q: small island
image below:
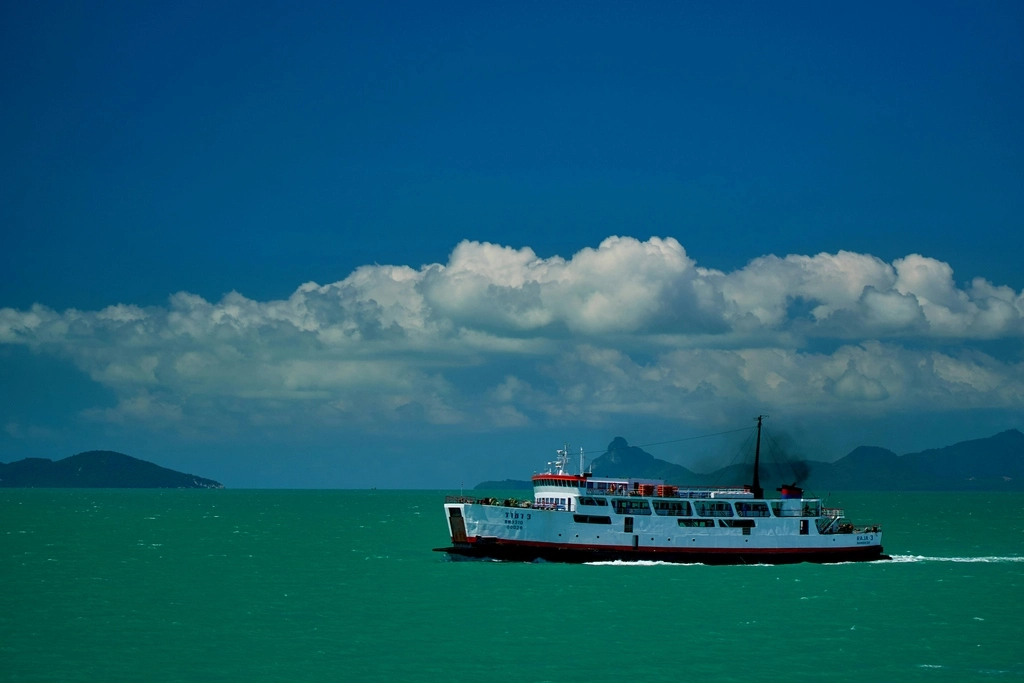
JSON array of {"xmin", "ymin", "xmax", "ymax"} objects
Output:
[{"xmin": 0, "ymin": 450, "xmax": 223, "ymax": 488}]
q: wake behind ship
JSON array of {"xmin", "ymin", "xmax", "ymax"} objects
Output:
[{"xmin": 435, "ymin": 417, "xmax": 886, "ymax": 564}]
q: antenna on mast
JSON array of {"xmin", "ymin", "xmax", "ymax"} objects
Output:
[{"xmin": 548, "ymin": 443, "xmax": 571, "ymax": 475}]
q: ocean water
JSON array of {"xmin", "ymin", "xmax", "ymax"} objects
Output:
[{"xmin": 2, "ymin": 490, "xmax": 1022, "ymax": 682}]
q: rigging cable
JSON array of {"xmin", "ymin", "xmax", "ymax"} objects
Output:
[
  {"xmin": 761, "ymin": 427, "xmax": 789, "ymax": 482},
  {"xmin": 711, "ymin": 427, "xmax": 758, "ymax": 487}
]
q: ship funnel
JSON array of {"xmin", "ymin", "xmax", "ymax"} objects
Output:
[{"xmin": 777, "ymin": 483, "xmax": 803, "ymax": 499}]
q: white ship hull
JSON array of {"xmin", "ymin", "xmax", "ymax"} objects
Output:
[{"xmin": 438, "ymin": 500, "xmax": 885, "ymax": 564}]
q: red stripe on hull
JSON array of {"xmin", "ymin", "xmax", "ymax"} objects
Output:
[{"xmin": 434, "ymin": 538, "xmax": 886, "ymax": 565}]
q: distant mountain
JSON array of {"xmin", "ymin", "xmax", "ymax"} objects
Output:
[
  {"xmin": 591, "ymin": 436, "xmax": 704, "ymax": 482},
  {"xmin": 0, "ymin": 451, "xmax": 223, "ymax": 488},
  {"xmin": 809, "ymin": 429, "xmax": 1024, "ymax": 491},
  {"xmin": 475, "ymin": 429, "xmax": 1024, "ymax": 491},
  {"xmin": 587, "ymin": 436, "xmax": 762, "ymax": 488}
]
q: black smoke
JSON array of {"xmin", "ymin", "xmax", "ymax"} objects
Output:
[
  {"xmin": 763, "ymin": 427, "xmax": 813, "ymax": 486},
  {"xmin": 788, "ymin": 459, "xmax": 811, "ymax": 486}
]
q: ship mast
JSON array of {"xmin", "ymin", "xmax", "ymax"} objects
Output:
[
  {"xmin": 751, "ymin": 415, "xmax": 765, "ymax": 499},
  {"xmin": 549, "ymin": 443, "xmax": 571, "ymax": 475}
]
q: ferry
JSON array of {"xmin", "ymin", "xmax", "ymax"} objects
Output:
[{"xmin": 435, "ymin": 417, "xmax": 886, "ymax": 564}]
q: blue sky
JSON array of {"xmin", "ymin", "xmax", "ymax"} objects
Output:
[{"xmin": 2, "ymin": 2, "xmax": 1023, "ymax": 487}]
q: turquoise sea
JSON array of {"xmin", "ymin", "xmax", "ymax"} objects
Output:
[{"xmin": 2, "ymin": 490, "xmax": 1022, "ymax": 682}]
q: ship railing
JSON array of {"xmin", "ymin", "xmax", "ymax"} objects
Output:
[
  {"xmin": 819, "ymin": 523, "xmax": 882, "ymax": 535},
  {"xmin": 446, "ymin": 495, "xmax": 538, "ymax": 508},
  {"xmin": 676, "ymin": 488, "xmax": 750, "ymax": 499},
  {"xmin": 588, "ymin": 487, "xmax": 751, "ymax": 499},
  {"xmin": 447, "ymin": 497, "xmax": 850, "ymax": 515},
  {"xmin": 771, "ymin": 510, "xmax": 804, "ymax": 517},
  {"xmin": 816, "ymin": 516, "xmax": 841, "ymax": 535}
]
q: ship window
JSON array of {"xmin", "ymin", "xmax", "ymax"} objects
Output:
[
  {"xmin": 677, "ymin": 519, "xmax": 715, "ymax": 527},
  {"xmin": 579, "ymin": 497, "xmax": 608, "ymax": 507},
  {"xmin": 802, "ymin": 502, "xmax": 821, "ymax": 517},
  {"xmin": 694, "ymin": 501, "xmax": 734, "ymax": 518},
  {"xmin": 735, "ymin": 502, "xmax": 770, "ymax": 518},
  {"xmin": 652, "ymin": 500, "xmax": 692, "ymax": 516},
  {"xmin": 612, "ymin": 499, "xmax": 652, "ymax": 515},
  {"xmin": 719, "ymin": 519, "xmax": 755, "ymax": 528},
  {"xmin": 771, "ymin": 501, "xmax": 801, "ymax": 517},
  {"xmin": 573, "ymin": 514, "xmax": 612, "ymax": 525}
]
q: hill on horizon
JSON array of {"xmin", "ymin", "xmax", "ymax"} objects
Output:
[
  {"xmin": 476, "ymin": 429, "xmax": 1024, "ymax": 492},
  {"xmin": 0, "ymin": 450, "xmax": 223, "ymax": 489}
]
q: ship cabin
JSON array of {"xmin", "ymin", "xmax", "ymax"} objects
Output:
[
  {"xmin": 531, "ymin": 473, "xmax": 759, "ymax": 511},
  {"xmin": 528, "ymin": 473, "xmax": 860, "ymax": 534}
]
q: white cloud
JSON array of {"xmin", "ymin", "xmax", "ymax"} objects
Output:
[
  {"xmin": 1, "ymin": 236, "xmax": 1022, "ymax": 433},
  {"xmin": 419, "ymin": 236, "xmax": 706, "ymax": 334},
  {"xmin": 4, "ymin": 422, "xmax": 59, "ymax": 440},
  {"xmin": 83, "ymin": 392, "xmax": 185, "ymax": 425},
  {"xmin": 524, "ymin": 341, "xmax": 1024, "ymax": 424}
]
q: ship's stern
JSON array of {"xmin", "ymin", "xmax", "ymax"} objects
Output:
[{"xmin": 444, "ymin": 503, "xmax": 469, "ymax": 544}]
